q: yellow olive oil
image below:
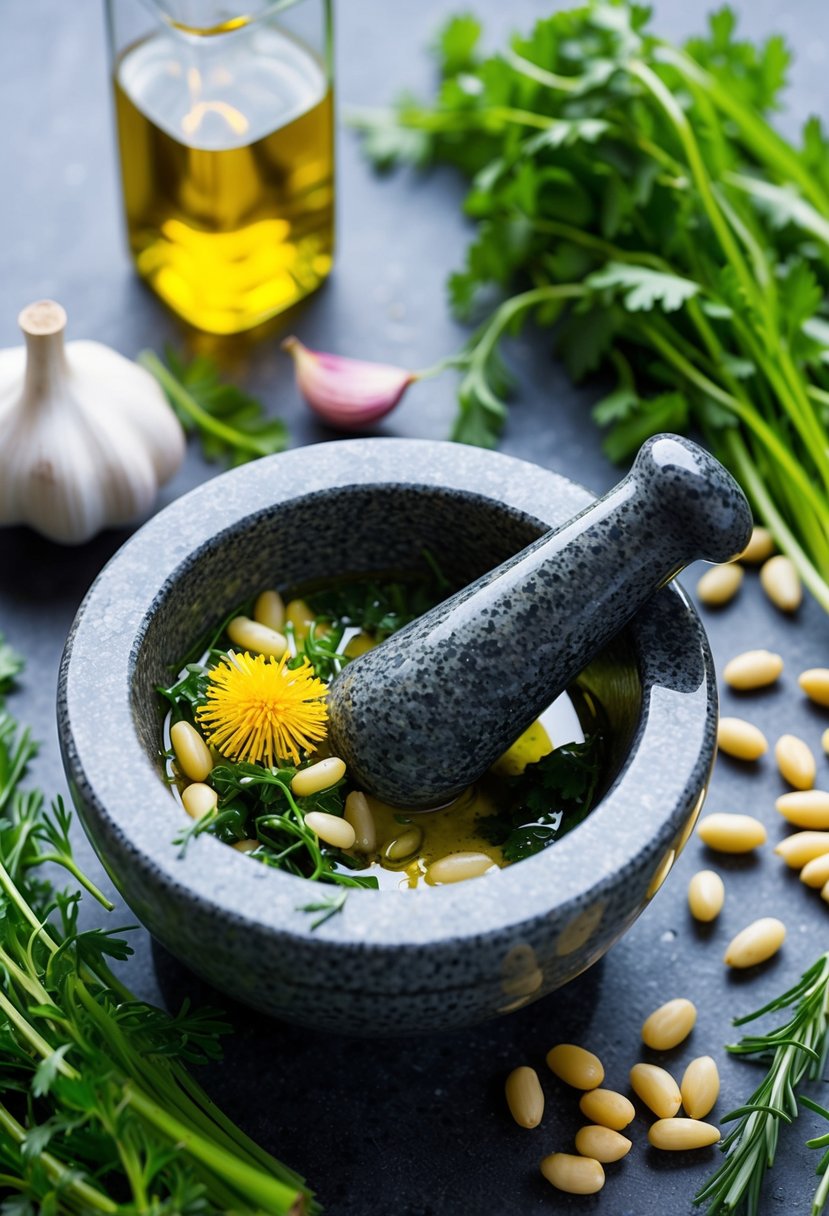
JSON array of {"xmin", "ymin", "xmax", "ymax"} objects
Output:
[{"xmin": 114, "ymin": 24, "xmax": 334, "ymax": 334}]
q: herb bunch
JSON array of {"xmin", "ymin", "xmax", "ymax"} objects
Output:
[
  {"xmin": 356, "ymin": 1, "xmax": 829, "ymax": 611},
  {"xmin": 0, "ymin": 635, "xmax": 316, "ymax": 1215},
  {"xmin": 696, "ymin": 951, "xmax": 829, "ymax": 1216}
]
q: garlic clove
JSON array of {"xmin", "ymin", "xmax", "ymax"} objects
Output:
[
  {"xmin": 0, "ymin": 301, "xmax": 185, "ymax": 544},
  {"xmin": 282, "ymin": 335, "xmax": 416, "ymax": 429}
]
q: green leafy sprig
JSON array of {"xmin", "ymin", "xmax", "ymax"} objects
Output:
[
  {"xmin": 355, "ymin": 2, "xmax": 829, "ymax": 611},
  {"xmin": 140, "ymin": 348, "xmax": 289, "ymax": 466},
  {"xmin": 696, "ymin": 951, "xmax": 829, "ymax": 1215}
]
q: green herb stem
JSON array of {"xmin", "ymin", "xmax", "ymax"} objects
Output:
[
  {"xmin": 657, "ymin": 43, "xmax": 829, "ymax": 214},
  {"xmin": 139, "ymin": 351, "xmax": 272, "ymax": 458},
  {"xmin": 629, "ymin": 59, "xmax": 761, "ymax": 312}
]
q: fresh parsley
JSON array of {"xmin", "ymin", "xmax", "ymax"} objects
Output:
[
  {"xmin": 140, "ymin": 347, "xmax": 289, "ymax": 466},
  {"xmin": 356, "ymin": 1, "xmax": 829, "ymax": 611}
]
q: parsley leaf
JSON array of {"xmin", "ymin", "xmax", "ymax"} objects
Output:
[
  {"xmin": 139, "ymin": 348, "xmax": 289, "ymax": 466},
  {"xmin": 586, "ymin": 263, "xmax": 701, "ymax": 312}
]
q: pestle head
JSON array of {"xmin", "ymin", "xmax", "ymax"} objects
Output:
[
  {"xmin": 631, "ymin": 435, "xmax": 752, "ymax": 565},
  {"xmin": 327, "ymin": 435, "xmax": 752, "ymax": 809}
]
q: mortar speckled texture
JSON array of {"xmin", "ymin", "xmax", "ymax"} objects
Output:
[
  {"xmin": 59, "ymin": 438, "xmax": 717, "ymax": 1035},
  {"xmin": 328, "ymin": 435, "xmax": 750, "ymax": 807}
]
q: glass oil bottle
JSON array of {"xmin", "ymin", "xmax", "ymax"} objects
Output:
[{"xmin": 107, "ymin": 0, "xmax": 334, "ymax": 334}]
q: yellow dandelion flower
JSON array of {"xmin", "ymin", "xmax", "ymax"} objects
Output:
[{"xmin": 197, "ymin": 651, "xmax": 328, "ymax": 767}]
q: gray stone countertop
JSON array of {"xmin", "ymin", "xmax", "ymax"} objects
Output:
[{"xmin": 2, "ymin": 1, "xmax": 829, "ymax": 1212}]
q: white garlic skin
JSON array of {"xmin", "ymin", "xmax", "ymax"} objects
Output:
[{"xmin": 0, "ymin": 301, "xmax": 185, "ymax": 543}]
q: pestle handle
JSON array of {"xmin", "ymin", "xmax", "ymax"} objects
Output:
[{"xmin": 327, "ymin": 435, "xmax": 752, "ymax": 809}]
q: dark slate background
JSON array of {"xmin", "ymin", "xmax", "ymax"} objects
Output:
[{"xmin": 2, "ymin": 2, "xmax": 829, "ymax": 1213}]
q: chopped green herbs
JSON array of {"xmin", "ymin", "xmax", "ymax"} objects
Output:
[
  {"xmin": 479, "ymin": 737, "xmax": 602, "ymax": 862},
  {"xmin": 0, "ymin": 643, "xmax": 316, "ymax": 1215},
  {"xmin": 140, "ymin": 348, "xmax": 289, "ymax": 466},
  {"xmin": 356, "ymin": 1, "xmax": 829, "ymax": 611}
]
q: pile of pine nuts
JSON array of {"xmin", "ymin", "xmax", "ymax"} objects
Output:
[{"xmin": 507, "ymin": 1001, "xmax": 721, "ymax": 1196}]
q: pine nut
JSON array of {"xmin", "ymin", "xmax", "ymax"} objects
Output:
[
  {"xmin": 824, "ymin": 728, "xmax": 829, "ymax": 757},
  {"xmin": 232, "ymin": 838, "xmax": 259, "ymax": 853},
  {"xmin": 383, "ymin": 827, "xmax": 423, "ymax": 864},
  {"xmin": 724, "ymin": 917, "xmax": 786, "ymax": 968},
  {"xmin": 641, "ymin": 998, "xmax": 697, "ymax": 1051},
  {"xmin": 634, "ymin": 1066, "xmax": 685, "ymax": 1122},
  {"xmin": 760, "ymin": 554, "xmax": 802, "ymax": 612},
  {"xmin": 426, "ymin": 852, "xmax": 495, "ymax": 885},
  {"xmin": 546, "ymin": 1044, "xmax": 605, "ymax": 1090},
  {"xmin": 723, "ymin": 649, "xmax": 783, "ymax": 691},
  {"xmin": 774, "ymin": 831, "xmax": 829, "ymax": 868},
  {"xmin": 738, "ymin": 526, "xmax": 775, "ymax": 564},
  {"xmin": 800, "ymin": 853, "xmax": 829, "ymax": 889},
  {"xmin": 170, "ymin": 720, "xmax": 213, "ymax": 782},
  {"xmin": 688, "ymin": 870, "xmax": 725, "ymax": 922},
  {"xmin": 681, "ymin": 1056, "xmax": 720, "ymax": 1119},
  {"xmin": 344, "ymin": 791, "xmax": 376, "ymax": 854},
  {"xmin": 181, "ymin": 782, "xmax": 218, "ymax": 820},
  {"xmin": 285, "ymin": 598, "xmax": 315, "ymax": 641},
  {"xmin": 776, "ymin": 790, "xmax": 829, "ymax": 829},
  {"xmin": 799, "ymin": 668, "xmax": 829, "ymax": 708},
  {"xmin": 697, "ymin": 813, "xmax": 766, "ymax": 853},
  {"xmin": 717, "ymin": 717, "xmax": 768, "ymax": 761},
  {"xmin": 291, "ymin": 757, "xmax": 346, "ymax": 798},
  {"xmin": 696, "ymin": 563, "xmax": 743, "ymax": 607},
  {"xmin": 227, "ymin": 615, "xmax": 288, "ymax": 658},
  {"xmin": 775, "ymin": 734, "xmax": 816, "ymax": 790},
  {"xmin": 574, "ymin": 1125, "xmax": 631, "ymax": 1163},
  {"xmin": 539, "ymin": 1154, "xmax": 604, "ymax": 1195},
  {"xmin": 504, "ymin": 1066, "xmax": 544, "ymax": 1129},
  {"xmin": 578, "ymin": 1089, "xmax": 635, "ymax": 1131},
  {"xmin": 253, "ymin": 589, "xmax": 286, "ymax": 632},
  {"xmin": 648, "ymin": 1118, "xmax": 720, "ymax": 1151},
  {"xmin": 821, "ymin": 880, "xmax": 829, "ymax": 906},
  {"xmin": 629, "ymin": 1063, "xmax": 681, "ymax": 1118},
  {"xmin": 304, "ymin": 811, "xmax": 356, "ymax": 850}
]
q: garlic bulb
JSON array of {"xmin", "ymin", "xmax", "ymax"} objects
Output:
[{"xmin": 0, "ymin": 301, "xmax": 185, "ymax": 543}]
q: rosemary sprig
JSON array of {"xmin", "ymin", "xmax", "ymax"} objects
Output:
[{"xmin": 695, "ymin": 952, "xmax": 829, "ymax": 1215}]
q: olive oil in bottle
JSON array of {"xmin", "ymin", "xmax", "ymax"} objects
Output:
[{"xmin": 114, "ymin": 21, "xmax": 334, "ymax": 334}]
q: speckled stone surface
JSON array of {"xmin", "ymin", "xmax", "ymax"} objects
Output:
[
  {"xmin": 329, "ymin": 435, "xmax": 750, "ymax": 807},
  {"xmin": 59, "ymin": 438, "xmax": 716, "ymax": 1034}
]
